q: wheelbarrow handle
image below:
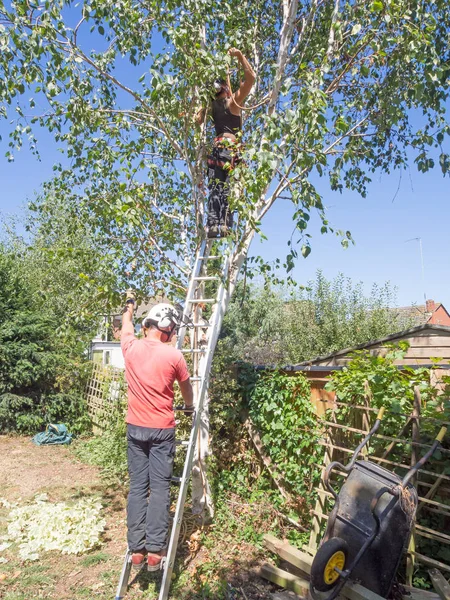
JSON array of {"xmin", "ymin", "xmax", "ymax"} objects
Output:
[
  {"xmin": 436, "ymin": 426, "xmax": 447, "ymax": 443},
  {"xmin": 346, "ymin": 407, "xmax": 385, "ymax": 470},
  {"xmin": 323, "ymin": 408, "xmax": 387, "ymax": 499},
  {"xmin": 402, "ymin": 426, "xmax": 447, "ymax": 488},
  {"xmin": 324, "ymin": 460, "xmax": 347, "ymax": 499}
]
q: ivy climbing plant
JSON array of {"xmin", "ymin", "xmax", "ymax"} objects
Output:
[{"xmin": 245, "ymin": 369, "xmax": 322, "ymax": 516}]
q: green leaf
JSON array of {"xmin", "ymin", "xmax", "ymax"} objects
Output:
[{"xmin": 301, "ymin": 245, "xmax": 311, "ymax": 258}]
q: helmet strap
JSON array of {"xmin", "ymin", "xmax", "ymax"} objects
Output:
[{"xmin": 159, "ymin": 322, "xmax": 177, "ymax": 342}]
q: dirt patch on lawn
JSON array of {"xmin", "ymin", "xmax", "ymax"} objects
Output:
[
  {"xmin": 0, "ymin": 436, "xmax": 276, "ymax": 600},
  {"xmin": 0, "ymin": 435, "xmax": 101, "ymax": 501}
]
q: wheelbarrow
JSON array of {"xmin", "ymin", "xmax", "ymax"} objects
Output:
[{"xmin": 309, "ymin": 406, "xmax": 447, "ymax": 600}]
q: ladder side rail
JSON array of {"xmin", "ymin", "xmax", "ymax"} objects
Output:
[
  {"xmin": 158, "ymin": 255, "xmax": 230, "ymax": 600},
  {"xmin": 115, "ymin": 551, "xmax": 132, "ymax": 600},
  {"xmin": 176, "ymin": 239, "xmax": 210, "ymax": 350},
  {"xmin": 158, "ymin": 375, "xmax": 212, "ymax": 598}
]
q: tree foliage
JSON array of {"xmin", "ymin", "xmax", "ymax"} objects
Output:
[
  {"xmin": 220, "ymin": 271, "xmax": 413, "ymax": 364},
  {"xmin": 0, "ymin": 0, "xmax": 449, "ymax": 305},
  {"xmin": 0, "ymin": 243, "xmax": 92, "ymax": 434}
]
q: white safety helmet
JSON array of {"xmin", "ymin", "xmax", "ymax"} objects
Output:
[{"xmin": 142, "ymin": 303, "xmax": 181, "ymax": 332}]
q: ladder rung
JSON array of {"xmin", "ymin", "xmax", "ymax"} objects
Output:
[
  {"xmin": 188, "ymin": 299, "xmax": 215, "ymax": 304},
  {"xmin": 198, "ymin": 255, "xmax": 221, "ymax": 260},
  {"xmin": 190, "ymin": 376, "xmax": 202, "ymax": 381},
  {"xmin": 182, "ymin": 349, "xmax": 206, "ymax": 354},
  {"xmin": 175, "ymin": 440, "xmax": 189, "ymax": 447},
  {"xmin": 171, "ymin": 476, "xmax": 182, "ymax": 484},
  {"xmin": 193, "ymin": 276, "xmax": 219, "ymax": 281},
  {"xmin": 191, "ymin": 323, "xmax": 211, "ymax": 328}
]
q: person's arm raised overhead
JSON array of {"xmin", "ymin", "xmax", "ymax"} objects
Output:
[
  {"xmin": 120, "ymin": 291, "xmax": 137, "ymax": 357},
  {"xmin": 121, "ymin": 295, "xmax": 136, "ymax": 337},
  {"xmin": 228, "ymin": 48, "xmax": 256, "ymax": 109}
]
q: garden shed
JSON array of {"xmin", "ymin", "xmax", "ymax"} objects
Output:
[
  {"xmin": 300, "ymin": 324, "xmax": 450, "ymax": 367},
  {"xmin": 260, "ymin": 324, "xmax": 450, "ymax": 414}
]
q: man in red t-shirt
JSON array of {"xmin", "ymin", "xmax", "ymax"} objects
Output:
[{"xmin": 121, "ymin": 300, "xmax": 193, "ymax": 571}]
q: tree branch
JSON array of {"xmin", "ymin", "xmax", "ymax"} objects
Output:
[
  {"xmin": 62, "ymin": 41, "xmax": 185, "ymax": 158},
  {"xmin": 268, "ymin": 0, "xmax": 299, "ymax": 114},
  {"xmin": 325, "ymin": 0, "xmax": 340, "ymax": 64}
]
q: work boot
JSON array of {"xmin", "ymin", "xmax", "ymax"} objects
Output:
[
  {"xmin": 131, "ymin": 549, "xmax": 147, "ymax": 570},
  {"xmin": 207, "ymin": 225, "xmax": 219, "ymax": 238},
  {"xmin": 147, "ymin": 549, "xmax": 165, "ymax": 572}
]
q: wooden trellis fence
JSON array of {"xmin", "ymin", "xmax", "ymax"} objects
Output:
[
  {"xmin": 308, "ymin": 392, "xmax": 450, "ymax": 583},
  {"xmin": 85, "ymin": 362, "xmax": 126, "ymax": 431}
]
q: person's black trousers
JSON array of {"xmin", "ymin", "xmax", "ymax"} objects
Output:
[
  {"xmin": 126, "ymin": 424, "xmax": 175, "ymax": 553},
  {"xmin": 207, "ymin": 145, "xmax": 234, "ymax": 229}
]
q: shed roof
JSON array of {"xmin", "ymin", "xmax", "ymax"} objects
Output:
[{"xmin": 297, "ymin": 324, "xmax": 450, "ymax": 366}]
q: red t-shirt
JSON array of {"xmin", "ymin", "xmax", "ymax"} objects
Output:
[{"xmin": 121, "ymin": 331, "xmax": 190, "ymax": 428}]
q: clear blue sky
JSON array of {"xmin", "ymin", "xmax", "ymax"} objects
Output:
[{"xmin": 1, "ymin": 138, "xmax": 448, "ymax": 310}]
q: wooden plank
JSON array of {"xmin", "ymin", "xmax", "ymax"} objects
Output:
[
  {"xmin": 429, "ymin": 569, "xmax": 450, "ymax": 600},
  {"xmin": 342, "ymin": 581, "xmax": 387, "ymax": 600},
  {"xmin": 406, "ymin": 337, "xmax": 450, "ymax": 347},
  {"xmin": 409, "ymin": 552, "xmax": 450, "ymax": 574},
  {"xmin": 263, "ymin": 534, "xmax": 312, "ymax": 576},
  {"xmin": 404, "ymin": 586, "xmax": 441, "ymax": 600},
  {"xmin": 318, "ymin": 441, "xmax": 450, "ymax": 483},
  {"xmin": 322, "ymin": 420, "xmax": 450, "ymax": 455},
  {"xmin": 416, "ymin": 527, "xmax": 450, "ymax": 545},
  {"xmin": 330, "ymin": 402, "xmax": 450, "ymax": 426},
  {"xmin": 390, "ymin": 359, "xmax": 449, "ymax": 365},
  {"xmin": 270, "ymin": 591, "xmax": 302, "ymax": 600},
  {"xmin": 259, "ymin": 563, "xmax": 309, "ymax": 597},
  {"xmin": 417, "ymin": 474, "xmax": 447, "ymax": 517},
  {"xmin": 404, "ymin": 347, "xmax": 450, "ymax": 358}
]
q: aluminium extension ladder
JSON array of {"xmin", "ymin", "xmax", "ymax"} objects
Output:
[{"xmin": 115, "ymin": 238, "xmax": 232, "ymax": 600}]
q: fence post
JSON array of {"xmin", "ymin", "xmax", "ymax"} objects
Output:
[{"xmin": 406, "ymin": 386, "xmax": 421, "ymax": 586}]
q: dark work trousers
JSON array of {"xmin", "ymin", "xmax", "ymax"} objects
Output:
[
  {"xmin": 206, "ymin": 146, "xmax": 234, "ymax": 229},
  {"xmin": 126, "ymin": 424, "xmax": 175, "ymax": 553}
]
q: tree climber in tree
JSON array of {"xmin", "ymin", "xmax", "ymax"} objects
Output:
[
  {"xmin": 121, "ymin": 299, "xmax": 194, "ymax": 571},
  {"xmin": 196, "ymin": 48, "xmax": 256, "ymax": 238}
]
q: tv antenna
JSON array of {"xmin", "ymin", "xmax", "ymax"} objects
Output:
[{"xmin": 405, "ymin": 237, "xmax": 426, "ymax": 303}]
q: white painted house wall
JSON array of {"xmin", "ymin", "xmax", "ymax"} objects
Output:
[{"xmin": 90, "ymin": 341, "xmax": 125, "ymax": 369}]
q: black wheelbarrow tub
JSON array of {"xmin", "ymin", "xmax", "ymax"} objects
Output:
[{"xmin": 323, "ymin": 460, "xmax": 418, "ymax": 597}]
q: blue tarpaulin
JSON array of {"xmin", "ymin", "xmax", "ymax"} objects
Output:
[{"xmin": 32, "ymin": 423, "xmax": 73, "ymax": 445}]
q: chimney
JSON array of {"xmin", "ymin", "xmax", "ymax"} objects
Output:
[{"xmin": 426, "ymin": 299, "xmax": 435, "ymax": 313}]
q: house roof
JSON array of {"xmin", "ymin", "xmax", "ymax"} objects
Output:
[
  {"xmin": 393, "ymin": 303, "xmax": 441, "ymax": 326},
  {"xmin": 298, "ymin": 324, "xmax": 450, "ymax": 366}
]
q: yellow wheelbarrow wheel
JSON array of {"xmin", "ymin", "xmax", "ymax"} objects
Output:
[{"xmin": 310, "ymin": 537, "xmax": 349, "ymax": 592}]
